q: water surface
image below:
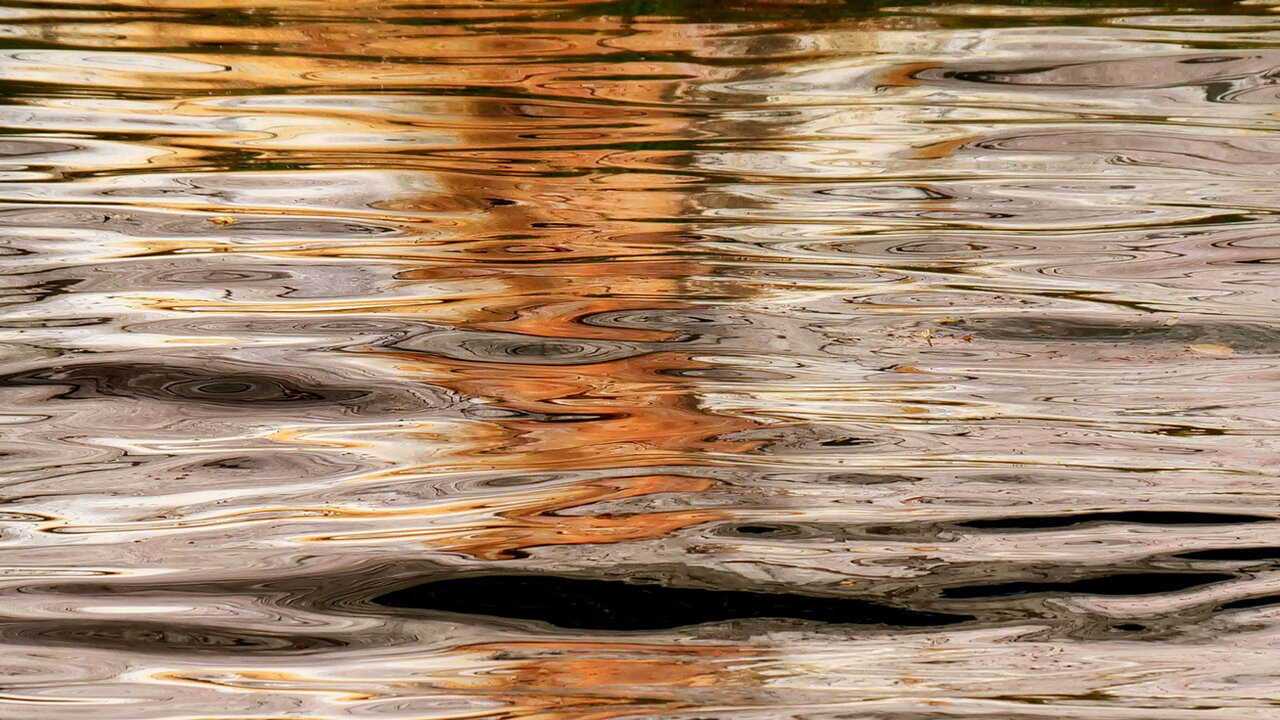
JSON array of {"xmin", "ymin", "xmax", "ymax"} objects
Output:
[{"xmin": 3, "ymin": 1, "xmax": 1280, "ymax": 718}]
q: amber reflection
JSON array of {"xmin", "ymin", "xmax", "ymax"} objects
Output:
[
  {"xmin": 412, "ymin": 640, "xmax": 765, "ymax": 720},
  {"xmin": 159, "ymin": 640, "xmax": 763, "ymax": 720},
  {"xmin": 359, "ymin": 13, "xmax": 774, "ymax": 554},
  {"xmin": 425, "ymin": 474, "xmax": 723, "ymax": 561},
  {"xmin": 109, "ymin": 11, "xmax": 770, "ymax": 557},
  {"xmin": 375, "ymin": 132, "xmax": 760, "ymax": 559}
]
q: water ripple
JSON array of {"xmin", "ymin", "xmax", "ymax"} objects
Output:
[{"xmin": 2, "ymin": 2, "xmax": 1280, "ymax": 719}]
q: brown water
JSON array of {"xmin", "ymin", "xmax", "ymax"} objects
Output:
[{"xmin": 3, "ymin": 0, "xmax": 1280, "ymax": 717}]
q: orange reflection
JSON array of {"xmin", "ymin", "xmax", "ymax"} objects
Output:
[
  {"xmin": 159, "ymin": 640, "xmax": 765, "ymax": 720},
  {"xmin": 369, "ymin": 65, "xmax": 760, "ymax": 557},
  {"xmin": 106, "ymin": 8, "xmax": 775, "ymax": 558},
  {"xmin": 421, "ymin": 640, "xmax": 765, "ymax": 720},
  {"xmin": 427, "ymin": 474, "xmax": 721, "ymax": 560}
]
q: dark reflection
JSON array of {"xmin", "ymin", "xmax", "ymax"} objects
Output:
[
  {"xmin": 1176, "ymin": 547, "xmax": 1280, "ymax": 562},
  {"xmin": 959, "ymin": 511, "xmax": 1274, "ymax": 530},
  {"xmin": 0, "ymin": 363, "xmax": 357, "ymax": 405},
  {"xmin": 923, "ymin": 52, "xmax": 1280, "ymax": 90},
  {"xmin": 8, "ymin": 621, "xmax": 343, "ymax": 654},
  {"xmin": 710, "ymin": 521, "xmax": 941, "ymax": 542},
  {"xmin": 129, "ymin": 316, "xmax": 444, "ymax": 339},
  {"xmin": 0, "ymin": 361, "xmax": 449, "ymax": 412},
  {"xmin": 1222, "ymin": 594, "xmax": 1280, "ymax": 611},
  {"xmin": 376, "ymin": 575, "xmax": 973, "ymax": 630},
  {"xmin": 944, "ymin": 572, "xmax": 1237, "ymax": 599},
  {"xmin": 716, "ymin": 523, "xmax": 816, "ymax": 539},
  {"xmin": 388, "ymin": 330, "xmax": 654, "ymax": 365},
  {"xmin": 951, "ymin": 317, "xmax": 1280, "ymax": 352},
  {"xmin": 0, "ymin": 317, "xmax": 110, "ymax": 328}
]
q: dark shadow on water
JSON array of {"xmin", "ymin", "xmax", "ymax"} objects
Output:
[
  {"xmin": 1222, "ymin": 594, "xmax": 1280, "ymax": 611},
  {"xmin": 1177, "ymin": 547, "xmax": 1280, "ymax": 562},
  {"xmin": 375, "ymin": 574, "xmax": 974, "ymax": 630},
  {"xmin": 959, "ymin": 511, "xmax": 1274, "ymax": 530},
  {"xmin": 943, "ymin": 572, "xmax": 1236, "ymax": 599}
]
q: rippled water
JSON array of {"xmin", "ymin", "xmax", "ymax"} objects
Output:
[{"xmin": 4, "ymin": 0, "xmax": 1280, "ymax": 717}]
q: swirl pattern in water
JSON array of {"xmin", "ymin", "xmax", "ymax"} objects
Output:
[{"xmin": 2, "ymin": 1, "xmax": 1280, "ymax": 718}]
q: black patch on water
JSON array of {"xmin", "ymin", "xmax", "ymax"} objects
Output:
[
  {"xmin": 1222, "ymin": 594, "xmax": 1280, "ymax": 610},
  {"xmin": 959, "ymin": 511, "xmax": 1273, "ymax": 530},
  {"xmin": 735, "ymin": 525, "xmax": 785, "ymax": 534},
  {"xmin": 1176, "ymin": 547, "xmax": 1280, "ymax": 561},
  {"xmin": 819, "ymin": 437, "xmax": 875, "ymax": 447},
  {"xmin": 1181, "ymin": 55, "xmax": 1244, "ymax": 64},
  {"xmin": 943, "ymin": 572, "xmax": 1235, "ymax": 599},
  {"xmin": 375, "ymin": 575, "xmax": 973, "ymax": 630},
  {"xmin": 713, "ymin": 523, "xmax": 820, "ymax": 540}
]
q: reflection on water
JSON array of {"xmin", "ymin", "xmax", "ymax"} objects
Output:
[{"xmin": 3, "ymin": 0, "xmax": 1280, "ymax": 717}]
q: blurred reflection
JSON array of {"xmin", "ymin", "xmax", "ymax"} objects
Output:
[{"xmin": 2, "ymin": 2, "xmax": 1280, "ymax": 720}]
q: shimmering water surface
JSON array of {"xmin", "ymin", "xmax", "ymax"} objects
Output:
[{"xmin": 4, "ymin": 0, "xmax": 1280, "ymax": 717}]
